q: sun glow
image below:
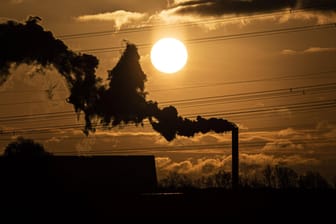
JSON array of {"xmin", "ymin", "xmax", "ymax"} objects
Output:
[{"xmin": 150, "ymin": 37, "xmax": 188, "ymax": 74}]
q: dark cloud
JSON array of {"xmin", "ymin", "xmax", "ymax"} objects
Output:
[
  {"xmin": 171, "ymin": 0, "xmax": 336, "ymax": 16},
  {"xmin": 0, "ymin": 18, "xmax": 236, "ymax": 141}
]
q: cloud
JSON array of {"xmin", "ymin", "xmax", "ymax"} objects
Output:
[
  {"xmin": 44, "ymin": 136, "xmax": 64, "ymax": 144},
  {"xmin": 282, "ymin": 47, "xmax": 336, "ymax": 55},
  {"xmin": 278, "ymin": 127, "xmax": 297, "ymax": 137},
  {"xmin": 94, "ymin": 130, "xmax": 159, "ymax": 137},
  {"xmin": 282, "ymin": 49, "xmax": 297, "ymax": 55},
  {"xmin": 238, "ymin": 125, "xmax": 336, "ymax": 156},
  {"xmin": 156, "ymin": 155, "xmax": 230, "ymax": 178},
  {"xmin": 320, "ymin": 124, "xmax": 336, "ymax": 139},
  {"xmin": 316, "ymin": 121, "xmax": 336, "ymax": 133},
  {"xmin": 169, "ymin": 0, "xmax": 191, "ymax": 5},
  {"xmin": 155, "ymin": 0, "xmax": 336, "ymax": 30},
  {"xmin": 76, "ymin": 10, "xmax": 147, "ymax": 29},
  {"xmin": 169, "ymin": 0, "xmax": 336, "ymax": 16},
  {"xmin": 75, "ymin": 135, "xmax": 96, "ymax": 155},
  {"xmin": 154, "ymin": 132, "xmax": 231, "ymax": 147},
  {"xmin": 263, "ymin": 139, "xmax": 304, "ymax": 152},
  {"xmin": 69, "ymin": 1, "xmax": 336, "ymax": 34},
  {"xmin": 10, "ymin": 0, "xmax": 23, "ymax": 4},
  {"xmin": 154, "ymin": 7, "xmax": 203, "ymax": 24},
  {"xmin": 305, "ymin": 47, "xmax": 336, "ymax": 53},
  {"xmin": 278, "ymin": 10, "xmax": 336, "ymax": 24},
  {"xmin": 155, "ymin": 152, "xmax": 321, "ymax": 180},
  {"xmin": 156, "ymin": 156, "xmax": 173, "ymax": 168}
]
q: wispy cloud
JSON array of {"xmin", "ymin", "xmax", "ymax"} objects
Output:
[
  {"xmin": 74, "ymin": 1, "xmax": 336, "ymax": 32},
  {"xmin": 278, "ymin": 10, "xmax": 336, "ymax": 24},
  {"xmin": 157, "ymin": 0, "xmax": 336, "ymax": 30},
  {"xmin": 263, "ymin": 139, "xmax": 304, "ymax": 151},
  {"xmin": 75, "ymin": 135, "xmax": 96, "ymax": 155},
  {"xmin": 169, "ymin": 0, "xmax": 336, "ymax": 16},
  {"xmin": 281, "ymin": 47, "xmax": 336, "ymax": 55},
  {"xmin": 76, "ymin": 10, "xmax": 147, "ymax": 29},
  {"xmin": 10, "ymin": 0, "xmax": 23, "ymax": 4},
  {"xmin": 305, "ymin": 47, "xmax": 336, "ymax": 53}
]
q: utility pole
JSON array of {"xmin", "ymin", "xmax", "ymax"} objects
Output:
[{"xmin": 232, "ymin": 127, "xmax": 239, "ymax": 190}]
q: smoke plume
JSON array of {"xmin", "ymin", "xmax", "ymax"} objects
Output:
[
  {"xmin": 0, "ymin": 16, "xmax": 101, "ymax": 117},
  {"xmin": 0, "ymin": 17, "xmax": 236, "ymax": 141}
]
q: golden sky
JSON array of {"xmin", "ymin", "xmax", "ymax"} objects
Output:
[{"xmin": 1, "ymin": 0, "xmax": 336, "ymax": 180}]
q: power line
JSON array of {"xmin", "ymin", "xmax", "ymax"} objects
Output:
[
  {"xmin": 0, "ymin": 98, "xmax": 334, "ymax": 136},
  {"xmin": 0, "ymin": 110, "xmax": 75, "ymax": 122},
  {"xmin": 159, "ymin": 82, "xmax": 336, "ymax": 105},
  {"xmin": 0, "ymin": 81, "xmax": 334, "ymax": 136},
  {"xmin": 0, "ymin": 82, "xmax": 334, "ymax": 124},
  {"xmin": 35, "ymin": 138, "xmax": 336, "ymax": 155},
  {"xmin": 0, "ymin": 121, "xmax": 323, "ymax": 139},
  {"xmin": 1, "ymin": 71, "xmax": 335, "ymax": 107},
  {"xmin": 58, "ymin": 5, "xmax": 334, "ymax": 40},
  {"xmin": 0, "ymin": 118, "xmax": 333, "ymax": 139},
  {"xmin": 173, "ymin": 91, "xmax": 335, "ymax": 110},
  {"xmin": 0, "ymin": 98, "xmax": 65, "ymax": 106},
  {"xmin": 185, "ymin": 99, "xmax": 336, "ymax": 118},
  {"xmin": 58, "ymin": 9, "xmax": 295, "ymax": 39},
  {"xmin": 2, "ymin": 120, "xmax": 336, "ymax": 156},
  {"xmin": 79, "ymin": 23, "xmax": 336, "ymax": 54},
  {"xmin": 187, "ymin": 23, "xmax": 336, "ymax": 44},
  {"xmin": 150, "ymin": 70, "xmax": 336, "ymax": 93}
]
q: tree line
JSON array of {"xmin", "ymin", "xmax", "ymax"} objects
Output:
[{"xmin": 2, "ymin": 137, "xmax": 335, "ymax": 190}]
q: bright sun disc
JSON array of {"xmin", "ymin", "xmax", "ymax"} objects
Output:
[{"xmin": 150, "ymin": 37, "xmax": 188, "ymax": 74}]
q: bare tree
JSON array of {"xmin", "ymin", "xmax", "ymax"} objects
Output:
[{"xmin": 299, "ymin": 171, "xmax": 331, "ymax": 189}]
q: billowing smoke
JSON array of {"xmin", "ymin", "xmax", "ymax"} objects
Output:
[
  {"xmin": 0, "ymin": 16, "xmax": 101, "ymax": 117},
  {"xmin": 171, "ymin": 0, "xmax": 336, "ymax": 16},
  {"xmin": 150, "ymin": 106, "xmax": 235, "ymax": 141},
  {"xmin": 0, "ymin": 17, "xmax": 236, "ymax": 141}
]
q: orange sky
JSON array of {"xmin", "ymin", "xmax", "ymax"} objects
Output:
[{"xmin": 1, "ymin": 0, "xmax": 336, "ymax": 181}]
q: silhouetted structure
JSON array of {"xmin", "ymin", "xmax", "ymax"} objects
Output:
[
  {"xmin": 232, "ymin": 127, "xmax": 239, "ymax": 190},
  {"xmin": 0, "ymin": 155, "xmax": 157, "ymax": 193}
]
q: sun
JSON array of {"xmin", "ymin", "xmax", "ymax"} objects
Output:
[{"xmin": 150, "ymin": 37, "xmax": 188, "ymax": 74}]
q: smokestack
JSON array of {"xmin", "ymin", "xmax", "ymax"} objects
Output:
[{"xmin": 232, "ymin": 127, "xmax": 239, "ymax": 190}]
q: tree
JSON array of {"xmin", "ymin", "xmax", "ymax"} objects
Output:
[
  {"xmin": 263, "ymin": 164, "xmax": 276, "ymax": 188},
  {"xmin": 211, "ymin": 170, "xmax": 231, "ymax": 188},
  {"xmin": 159, "ymin": 172, "xmax": 193, "ymax": 190},
  {"xmin": 298, "ymin": 171, "xmax": 331, "ymax": 189},
  {"xmin": 262, "ymin": 165, "xmax": 298, "ymax": 189},
  {"xmin": 274, "ymin": 165, "xmax": 298, "ymax": 189},
  {"xmin": 3, "ymin": 137, "xmax": 51, "ymax": 157}
]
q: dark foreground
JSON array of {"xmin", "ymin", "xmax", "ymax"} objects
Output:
[
  {"xmin": 0, "ymin": 156, "xmax": 334, "ymax": 222},
  {"xmin": 1, "ymin": 188, "xmax": 335, "ymax": 222}
]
